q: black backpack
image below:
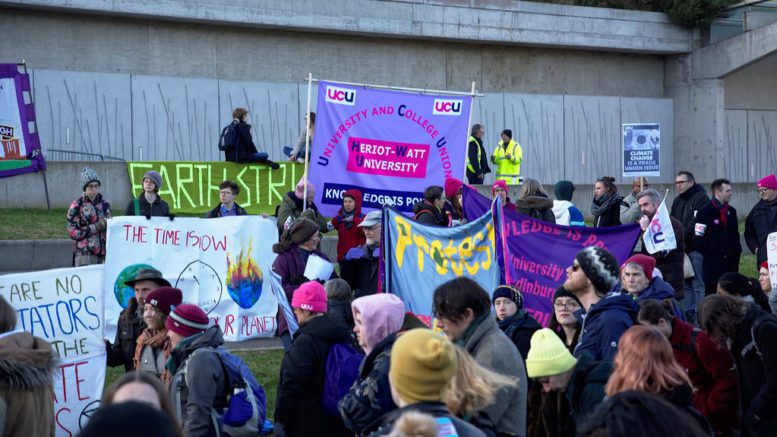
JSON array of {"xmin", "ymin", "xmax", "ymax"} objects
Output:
[{"xmin": 218, "ymin": 121, "xmax": 238, "ymax": 152}]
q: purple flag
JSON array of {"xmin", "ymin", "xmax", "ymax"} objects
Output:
[
  {"xmin": 462, "ymin": 186, "xmax": 640, "ymax": 326},
  {"xmin": 308, "ymin": 81, "xmax": 471, "ymax": 216},
  {"xmin": 0, "ymin": 63, "xmax": 45, "ymax": 178}
]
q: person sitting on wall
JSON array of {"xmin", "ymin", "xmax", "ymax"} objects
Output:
[{"xmin": 224, "ymin": 107, "xmax": 279, "ymax": 169}]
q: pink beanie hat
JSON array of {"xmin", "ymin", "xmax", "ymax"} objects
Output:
[
  {"xmin": 351, "ymin": 294, "xmax": 405, "ymax": 354},
  {"xmin": 292, "ymin": 281, "xmax": 328, "ymax": 313},
  {"xmin": 295, "ymin": 178, "xmax": 316, "ymax": 198},
  {"xmin": 492, "ymin": 179, "xmax": 508, "ymax": 196},
  {"xmin": 165, "ymin": 303, "xmax": 209, "ymax": 337},
  {"xmin": 444, "ymin": 177, "xmax": 464, "ymax": 198},
  {"xmin": 757, "ymin": 174, "xmax": 777, "ymax": 190}
]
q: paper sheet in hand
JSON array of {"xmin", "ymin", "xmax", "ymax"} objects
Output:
[{"xmin": 304, "ymin": 254, "xmax": 334, "ymax": 281}]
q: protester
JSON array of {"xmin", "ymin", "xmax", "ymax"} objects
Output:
[
  {"xmin": 107, "ymin": 268, "xmax": 171, "ymax": 371},
  {"xmin": 432, "ymin": 277, "xmax": 526, "ymax": 436},
  {"xmin": 325, "ymin": 278, "xmax": 355, "ymax": 331},
  {"xmin": 275, "ymin": 282, "xmax": 352, "ymax": 437},
  {"xmin": 341, "ymin": 210, "xmax": 382, "ymax": 297},
  {"xmin": 339, "ymin": 293, "xmax": 406, "ymax": 435},
  {"xmin": 490, "ymin": 129, "xmax": 523, "ymax": 184},
  {"xmin": 717, "ymin": 272, "xmax": 771, "ymax": 313},
  {"xmin": 368, "ymin": 329, "xmax": 486, "ymax": 436},
  {"xmin": 466, "ymin": 124, "xmax": 491, "ymax": 185},
  {"xmin": 699, "ymin": 294, "xmax": 777, "ymax": 437},
  {"xmin": 637, "ymin": 188, "xmax": 685, "ymax": 298},
  {"xmin": 77, "ymin": 401, "xmax": 180, "ymax": 437},
  {"xmin": 224, "ymin": 107, "xmax": 279, "ymax": 168},
  {"xmin": 165, "ymin": 304, "xmax": 228, "ymax": 437},
  {"xmin": 204, "ymin": 180, "xmax": 247, "ymax": 218},
  {"xmin": 492, "ymin": 179, "xmax": 517, "ymax": 211},
  {"xmin": 549, "ymin": 286, "xmax": 582, "ymax": 349},
  {"xmin": 552, "ymin": 180, "xmax": 584, "ymax": 226},
  {"xmin": 637, "ymin": 299, "xmax": 739, "ymax": 434},
  {"xmin": 619, "ymin": 176, "xmax": 649, "ymax": 224},
  {"xmin": 330, "ymin": 189, "xmax": 365, "ymax": 262},
  {"xmin": 579, "ymin": 390, "xmax": 710, "ymax": 437},
  {"xmin": 284, "ymin": 112, "xmax": 315, "ymax": 162},
  {"xmin": 591, "ymin": 176, "xmax": 622, "ymax": 227},
  {"xmin": 745, "ymin": 174, "xmax": 777, "ymax": 267},
  {"xmin": 515, "ymin": 178, "xmax": 556, "ymax": 223},
  {"xmin": 101, "ymin": 371, "xmax": 183, "ymax": 437},
  {"xmin": 759, "ymin": 261, "xmax": 772, "ymax": 296},
  {"xmin": 0, "ymin": 296, "xmax": 56, "ymax": 437},
  {"xmin": 412, "ymin": 185, "xmax": 446, "ymax": 226},
  {"xmin": 618, "ymin": 254, "xmax": 683, "ymax": 320},
  {"xmin": 442, "ymin": 177, "xmax": 466, "ymax": 226},
  {"xmin": 272, "ymin": 218, "xmax": 336, "ymax": 350},
  {"xmin": 276, "ymin": 177, "xmax": 328, "ymax": 236},
  {"xmin": 133, "ymin": 287, "xmax": 183, "ymax": 383},
  {"xmin": 67, "ymin": 166, "xmax": 111, "ymax": 266},
  {"xmin": 384, "ymin": 411, "xmax": 439, "ymax": 437},
  {"xmin": 492, "ymin": 284, "xmax": 541, "ymax": 360},
  {"xmin": 565, "ymin": 247, "xmax": 634, "ymax": 360},
  {"xmin": 124, "ymin": 170, "xmax": 172, "ymax": 217},
  {"xmin": 604, "ymin": 325, "xmax": 711, "ymax": 433},
  {"xmin": 526, "ymin": 329, "xmax": 611, "ymax": 433}
]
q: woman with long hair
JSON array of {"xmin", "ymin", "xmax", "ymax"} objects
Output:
[
  {"xmin": 515, "ymin": 178, "xmax": 555, "ymax": 223},
  {"xmin": 101, "ymin": 371, "xmax": 183, "ymax": 437},
  {"xmin": 717, "ymin": 271, "xmax": 771, "ymax": 313},
  {"xmin": 591, "ymin": 176, "xmax": 622, "ymax": 227},
  {"xmin": 133, "ymin": 287, "xmax": 182, "ymax": 385},
  {"xmin": 442, "ymin": 177, "xmax": 467, "ymax": 226},
  {"xmin": 547, "ymin": 286, "xmax": 582, "ymax": 349}
]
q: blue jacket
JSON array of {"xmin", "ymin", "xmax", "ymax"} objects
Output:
[
  {"xmin": 574, "ymin": 293, "xmax": 636, "ymax": 361},
  {"xmin": 629, "ymin": 277, "xmax": 685, "ymax": 321}
]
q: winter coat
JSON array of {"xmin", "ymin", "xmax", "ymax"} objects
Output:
[
  {"xmin": 552, "ymin": 200, "xmax": 584, "ymax": 227},
  {"xmin": 528, "ymin": 337, "xmax": 577, "ymax": 437},
  {"xmin": 623, "ymin": 277, "xmax": 684, "ymax": 321},
  {"xmin": 134, "ymin": 328, "xmax": 173, "ymax": 384},
  {"xmin": 67, "ymin": 193, "xmax": 111, "ymax": 257},
  {"xmin": 659, "ymin": 384, "xmax": 714, "ymax": 436},
  {"xmin": 327, "ymin": 298, "xmax": 355, "ymax": 332},
  {"xmin": 574, "ymin": 293, "xmax": 635, "ymax": 361},
  {"xmin": 0, "ymin": 331, "xmax": 56, "ymax": 437},
  {"xmin": 668, "ymin": 318, "xmax": 739, "ymax": 433},
  {"xmin": 339, "ymin": 333, "xmax": 398, "ymax": 435},
  {"xmin": 591, "ymin": 194, "xmax": 622, "ymax": 228},
  {"xmin": 670, "ymin": 183, "xmax": 709, "ymax": 253},
  {"xmin": 564, "ymin": 352, "xmax": 611, "ymax": 426},
  {"xmin": 442, "ymin": 199, "xmax": 465, "ymax": 226},
  {"xmin": 412, "ymin": 200, "xmax": 445, "ymax": 226},
  {"xmin": 728, "ymin": 303, "xmax": 777, "ymax": 437},
  {"xmin": 467, "ymin": 135, "xmax": 491, "ymax": 178},
  {"xmin": 640, "ymin": 216, "xmax": 685, "ymax": 298},
  {"xmin": 271, "ymin": 246, "xmax": 337, "ymax": 336},
  {"xmin": 694, "ymin": 199, "xmax": 742, "ymax": 294},
  {"xmin": 340, "ymin": 242, "xmax": 381, "ymax": 298},
  {"xmin": 224, "ymin": 119, "xmax": 259, "ymax": 163},
  {"xmin": 276, "ymin": 191, "xmax": 329, "ymax": 237},
  {"xmin": 463, "ymin": 316, "xmax": 527, "ymax": 437},
  {"xmin": 275, "ymin": 315, "xmax": 352, "ymax": 437},
  {"xmin": 124, "ymin": 194, "xmax": 171, "ymax": 217},
  {"xmin": 331, "ymin": 189, "xmax": 366, "ymax": 261},
  {"xmin": 619, "ymin": 192, "xmax": 641, "ymax": 224},
  {"xmin": 168, "ymin": 326, "xmax": 228, "ymax": 437},
  {"xmin": 203, "ymin": 203, "xmax": 247, "ymax": 218},
  {"xmin": 497, "ymin": 310, "xmax": 542, "ymax": 360},
  {"xmin": 366, "ymin": 402, "xmax": 486, "ymax": 437},
  {"xmin": 515, "ymin": 195, "xmax": 556, "ymax": 224},
  {"xmin": 745, "ymin": 198, "xmax": 777, "ymax": 266},
  {"xmin": 106, "ymin": 303, "xmax": 145, "ymax": 371}
]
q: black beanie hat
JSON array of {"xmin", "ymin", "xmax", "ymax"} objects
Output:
[
  {"xmin": 554, "ymin": 180, "xmax": 575, "ymax": 202},
  {"xmin": 553, "ymin": 286, "xmax": 582, "ymax": 308},
  {"xmin": 492, "ymin": 285, "xmax": 523, "ymax": 309},
  {"xmin": 501, "ymin": 129, "xmax": 512, "ymax": 139}
]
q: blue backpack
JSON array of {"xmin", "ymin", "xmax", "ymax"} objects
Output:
[
  {"xmin": 321, "ymin": 342, "xmax": 364, "ymax": 417},
  {"xmin": 218, "ymin": 121, "xmax": 238, "ymax": 152}
]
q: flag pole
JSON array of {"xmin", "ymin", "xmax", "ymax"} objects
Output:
[{"xmin": 302, "ymin": 72, "xmax": 312, "ymax": 213}]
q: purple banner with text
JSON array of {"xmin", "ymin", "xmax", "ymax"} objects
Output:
[
  {"xmin": 309, "ymin": 81, "xmax": 472, "ymax": 216},
  {"xmin": 463, "ymin": 186, "xmax": 640, "ymax": 326},
  {"xmin": 0, "ymin": 63, "xmax": 45, "ymax": 178}
]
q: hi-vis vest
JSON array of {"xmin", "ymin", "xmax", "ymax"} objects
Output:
[
  {"xmin": 466, "ymin": 136, "xmax": 481, "ymax": 174},
  {"xmin": 491, "ymin": 139, "xmax": 523, "ymax": 184}
]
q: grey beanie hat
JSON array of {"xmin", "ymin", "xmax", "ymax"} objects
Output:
[
  {"xmin": 80, "ymin": 167, "xmax": 100, "ymax": 191},
  {"xmin": 575, "ymin": 246, "xmax": 620, "ymax": 293},
  {"xmin": 143, "ymin": 170, "xmax": 163, "ymax": 190}
]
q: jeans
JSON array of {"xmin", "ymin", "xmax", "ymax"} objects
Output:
[
  {"xmin": 681, "ymin": 250, "xmax": 705, "ymax": 325},
  {"xmin": 283, "ymin": 146, "xmax": 307, "ymax": 159}
]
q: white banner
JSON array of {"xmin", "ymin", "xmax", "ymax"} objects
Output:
[
  {"xmin": 0, "ymin": 265, "xmax": 105, "ymax": 436},
  {"xmin": 104, "ymin": 216, "xmax": 279, "ymax": 342},
  {"xmin": 643, "ymin": 200, "xmax": 677, "ymax": 254},
  {"xmin": 768, "ymin": 232, "xmax": 777, "ymax": 291}
]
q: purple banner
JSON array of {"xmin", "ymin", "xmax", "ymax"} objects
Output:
[
  {"xmin": 309, "ymin": 81, "xmax": 471, "ymax": 216},
  {"xmin": 462, "ymin": 186, "xmax": 640, "ymax": 326},
  {"xmin": 0, "ymin": 64, "xmax": 45, "ymax": 178}
]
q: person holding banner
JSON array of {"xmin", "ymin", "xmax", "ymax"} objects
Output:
[
  {"xmin": 490, "ymin": 129, "xmax": 523, "ymax": 185},
  {"xmin": 342, "ymin": 210, "xmax": 383, "ymax": 298},
  {"xmin": 124, "ymin": 170, "xmax": 172, "ymax": 218},
  {"xmin": 277, "ymin": 177, "xmax": 329, "ymax": 237},
  {"xmin": 466, "ymin": 124, "xmax": 491, "ymax": 185},
  {"xmin": 134, "ymin": 287, "xmax": 183, "ymax": 384},
  {"xmin": 620, "ymin": 177, "xmax": 649, "ymax": 224},
  {"xmin": 412, "ymin": 185, "xmax": 447, "ymax": 226},
  {"xmin": 68, "ymin": 166, "xmax": 112, "ymax": 266},
  {"xmin": 515, "ymin": 179, "xmax": 556, "ymax": 224},
  {"xmin": 443, "ymin": 177, "xmax": 466, "ymax": 226},
  {"xmin": 637, "ymin": 189, "xmax": 685, "ymax": 298},
  {"xmin": 330, "ymin": 188, "xmax": 366, "ymax": 262},
  {"xmin": 204, "ymin": 180, "xmax": 248, "ymax": 218},
  {"xmin": 0, "ymin": 296, "xmax": 56, "ymax": 437},
  {"xmin": 492, "ymin": 180, "xmax": 517, "ymax": 211}
]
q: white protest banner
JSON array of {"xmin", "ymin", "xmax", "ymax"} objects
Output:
[
  {"xmin": 0, "ymin": 265, "xmax": 105, "ymax": 436},
  {"xmin": 768, "ymin": 232, "xmax": 777, "ymax": 291},
  {"xmin": 104, "ymin": 216, "xmax": 279, "ymax": 342},
  {"xmin": 643, "ymin": 200, "xmax": 677, "ymax": 254}
]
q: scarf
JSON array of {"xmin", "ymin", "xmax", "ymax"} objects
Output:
[
  {"xmin": 338, "ymin": 209, "xmax": 356, "ymax": 230},
  {"xmin": 134, "ymin": 327, "xmax": 173, "ymax": 386},
  {"xmin": 591, "ymin": 192, "xmax": 623, "ymax": 217},
  {"xmin": 454, "ymin": 311, "xmax": 490, "ymax": 347},
  {"xmin": 712, "ymin": 198, "xmax": 729, "ymax": 226}
]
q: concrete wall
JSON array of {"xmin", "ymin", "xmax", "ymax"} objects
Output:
[{"xmin": 725, "ymin": 52, "xmax": 777, "ymax": 111}]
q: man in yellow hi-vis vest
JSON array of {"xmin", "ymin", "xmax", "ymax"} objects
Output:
[
  {"xmin": 466, "ymin": 124, "xmax": 491, "ymax": 184},
  {"xmin": 490, "ymin": 129, "xmax": 523, "ymax": 184}
]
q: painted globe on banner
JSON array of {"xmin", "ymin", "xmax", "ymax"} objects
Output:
[{"xmin": 113, "ymin": 263, "xmax": 155, "ymax": 308}]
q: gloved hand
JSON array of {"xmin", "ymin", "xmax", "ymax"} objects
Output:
[
  {"xmin": 168, "ymin": 214, "xmax": 176, "ymax": 221},
  {"xmin": 344, "ymin": 247, "xmax": 366, "ymax": 260}
]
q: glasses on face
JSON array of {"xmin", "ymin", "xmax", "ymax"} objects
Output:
[
  {"xmin": 219, "ymin": 190, "xmax": 233, "ymax": 196},
  {"xmin": 757, "ymin": 188, "xmax": 773, "ymax": 194},
  {"xmin": 675, "ymin": 180, "xmax": 689, "ymax": 185},
  {"xmin": 86, "ymin": 183, "xmax": 99, "ymax": 189},
  {"xmin": 554, "ymin": 301, "xmax": 581, "ymax": 311}
]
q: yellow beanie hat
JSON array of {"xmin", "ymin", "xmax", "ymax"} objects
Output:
[
  {"xmin": 525, "ymin": 328, "xmax": 578, "ymax": 378},
  {"xmin": 389, "ymin": 329, "xmax": 458, "ymax": 404}
]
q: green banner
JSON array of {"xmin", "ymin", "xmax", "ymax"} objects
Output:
[{"xmin": 127, "ymin": 162, "xmax": 305, "ymax": 215}]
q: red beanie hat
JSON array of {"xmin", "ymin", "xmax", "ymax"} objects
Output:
[
  {"xmin": 165, "ymin": 303, "xmax": 209, "ymax": 337},
  {"xmin": 492, "ymin": 180, "xmax": 508, "ymax": 196},
  {"xmin": 146, "ymin": 287, "xmax": 183, "ymax": 315},
  {"xmin": 761, "ymin": 261, "xmax": 769, "ymax": 271},
  {"xmin": 622, "ymin": 254, "xmax": 656, "ymax": 281},
  {"xmin": 757, "ymin": 174, "xmax": 777, "ymax": 190},
  {"xmin": 444, "ymin": 178, "xmax": 464, "ymax": 198},
  {"xmin": 292, "ymin": 281, "xmax": 328, "ymax": 313}
]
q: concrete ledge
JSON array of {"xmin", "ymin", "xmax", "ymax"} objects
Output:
[{"xmin": 693, "ymin": 20, "xmax": 777, "ymax": 79}]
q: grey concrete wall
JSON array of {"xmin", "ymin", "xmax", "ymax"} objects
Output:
[{"xmin": 725, "ymin": 52, "xmax": 777, "ymax": 111}]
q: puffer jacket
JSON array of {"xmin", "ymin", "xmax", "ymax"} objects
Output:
[
  {"xmin": 276, "ymin": 191, "xmax": 328, "ymax": 236},
  {"xmin": 574, "ymin": 293, "xmax": 636, "ymax": 361},
  {"xmin": 515, "ymin": 194, "xmax": 556, "ymax": 224},
  {"xmin": 623, "ymin": 277, "xmax": 684, "ymax": 321},
  {"xmin": 0, "ymin": 331, "xmax": 56, "ymax": 437},
  {"xmin": 670, "ymin": 183, "xmax": 709, "ymax": 252},
  {"xmin": 331, "ymin": 189, "xmax": 366, "ymax": 261},
  {"xmin": 67, "ymin": 193, "xmax": 111, "ymax": 257}
]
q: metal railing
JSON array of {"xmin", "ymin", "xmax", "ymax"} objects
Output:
[{"xmin": 46, "ymin": 149, "xmax": 126, "ymax": 162}]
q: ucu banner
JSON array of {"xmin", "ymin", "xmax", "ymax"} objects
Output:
[
  {"xmin": 325, "ymin": 85, "xmax": 356, "ymax": 106},
  {"xmin": 433, "ymin": 99, "xmax": 463, "ymax": 115}
]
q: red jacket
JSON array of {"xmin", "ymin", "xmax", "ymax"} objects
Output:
[
  {"xmin": 670, "ymin": 318, "xmax": 740, "ymax": 433},
  {"xmin": 331, "ymin": 189, "xmax": 366, "ymax": 261}
]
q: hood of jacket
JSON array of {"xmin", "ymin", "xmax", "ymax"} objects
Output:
[
  {"xmin": 552, "ymin": 200, "xmax": 572, "ymax": 217},
  {"xmin": 338, "ymin": 189, "xmax": 363, "ymax": 218},
  {"xmin": 169, "ymin": 325, "xmax": 224, "ymax": 366},
  {"xmin": 297, "ymin": 313, "xmax": 352, "ymax": 344},
  {"xmin": 634, "ymin": 277, "xmax": 675, "ymax": 302},
  {"xmin": 577, "ymin": 292, "xmax": 636, "ymax": 327},
  {"xmin": 351, "ymin": 294, "xmax": 405, "ymax": 355},
  {"xmin": 0, "ymin": 331, "xmax": 56, "ymax": 390},
  {"xmin": 515, "ymin": 194, "xmax": 553, "ymax": 210}
]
